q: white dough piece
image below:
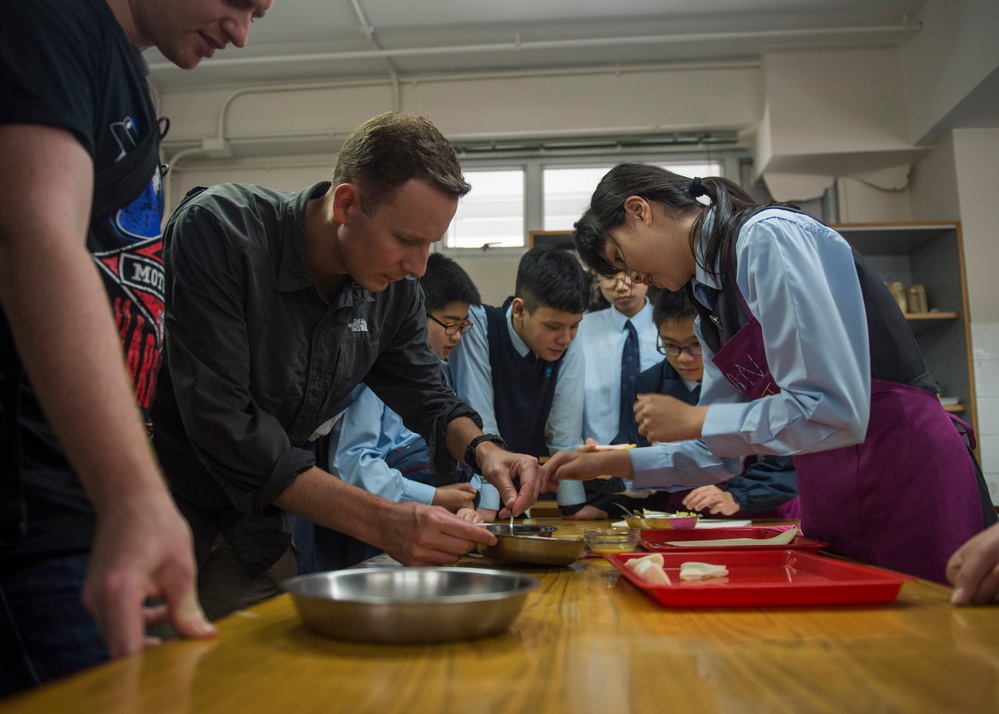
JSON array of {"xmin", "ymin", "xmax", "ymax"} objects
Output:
[
  {"xmin": 631, "ymin": 557, "xmax": 670, "ymax": 585},
  {"xmin": 624, "ymin": 553, "xmax": 665, "ymax": 571},
  {"xmin": 679, "ymin": 561, "xmax": 729, "ymax": 581}
]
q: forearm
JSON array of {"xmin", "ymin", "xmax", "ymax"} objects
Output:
[
  {"xmin": 630, "ymin": 441, "xmax": 742, "ymax": 489},
  {"xmin": 273, "ymin": 466, "xmax": 395, "ymax": 545},
  {"xmin": 0, "ymin": 127, "xmax": 167, "ymax": 513},
  {"xmin": 0, "ymin": 244, "xmax": 164, "ymax": 508},
  {"xmin": 446, "ymin": 415, "xmax": 486, "ymax": 465},
  {"xmin": 275, "ymin": 466, "xmax": 497, "ymax": 566}
]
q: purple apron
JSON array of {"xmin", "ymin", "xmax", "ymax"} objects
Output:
[{"xmin": 712, "ymin": 305, "xmax": 982, "ymax": 584}]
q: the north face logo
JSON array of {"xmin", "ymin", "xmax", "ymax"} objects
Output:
[{"xmin": 349, "ymin": 318, "xmax": 368, "ymax": 332}]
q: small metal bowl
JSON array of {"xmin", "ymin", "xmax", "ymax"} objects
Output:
[
  {"xmin": 283, "ymin": 567, "xmax": 538, "ymax": 643},
  {"xmin": 624, "ymin": 514, "xmax": 699, "ymax": 530},
  {"xmin": 478, "ymin": 533, "xmax": 586, "ymax": 566},
  {"xmin": 482, "ymin": 523, "xmax": 558, "ymax": 537}
]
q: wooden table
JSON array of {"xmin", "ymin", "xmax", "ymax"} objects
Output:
[{"xmin": 5, "ymin": 518, "xmax": 999, "ymax": 713}]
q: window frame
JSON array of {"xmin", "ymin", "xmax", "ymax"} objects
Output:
[{"xmin": 440, "ymin": 148, "xmax": 749, "ymax": 257}]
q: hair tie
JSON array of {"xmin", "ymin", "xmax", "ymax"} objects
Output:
[{"xmin": 689, "ymin": 177, "xmax": 705, "ymax": 198}]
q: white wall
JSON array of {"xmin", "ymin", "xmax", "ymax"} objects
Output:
[
  {"xmin": 906, "ymin": 128, "xmax": 999, "ymax": 502},
  {"xmin": 900, "ymin": 0, "xmax": 999, "ymax": 143},
  {"xmin": 953, "ymin": 129, "xmax": 999, "ymax": 502},
  {"xmin": 950, "ymin": 129, "xmax": 999, "ymax": 325}
]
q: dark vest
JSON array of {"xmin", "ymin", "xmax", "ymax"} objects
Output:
[
  {"xmin": 689, "ymin": 210, "xmax": 937, "ymax": 393},
  {"xmin": 484, "ymin": 301, "xmax": 563, "ymax": 458}
]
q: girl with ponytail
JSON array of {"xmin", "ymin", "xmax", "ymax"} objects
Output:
[{"xmin": 545, "ymin": 163, "xmax": 995, "ymax": 586}]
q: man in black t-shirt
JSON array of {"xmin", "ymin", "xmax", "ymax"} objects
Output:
[{"xmin": 0, "ymin": 0, "xmax": 272, "ymax": 695}]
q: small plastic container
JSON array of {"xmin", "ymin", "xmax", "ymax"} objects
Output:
[{"xmin": 583, "ymin": 527, "xmax": 639, "ymax": 554}]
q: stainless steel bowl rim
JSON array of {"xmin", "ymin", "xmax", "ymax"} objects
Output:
[
  {"xmin": 494, "ymin": 534, "xmax": 583, "ymax": 542},
  {"xmin": 281, "ymin": 567, "xmax": 539, "ymax": 605}
]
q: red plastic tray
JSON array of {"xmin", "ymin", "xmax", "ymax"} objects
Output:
[
  {"xmin": 639, "ymin": 525, "xmax": 827, "ymax": 553},
  {"xmin": 607, "ymin": 550, "xmax": 915, "ymax": 607}
]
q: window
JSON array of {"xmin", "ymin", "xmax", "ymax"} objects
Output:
[
  {"xmin": 443, "ymin": 151, "xmax": 740, "ymax": 251},
  {"xmin": 543, "ymin": 161, "xmax": 723, "ymax": 231},
  {"xmin": 445, "ymin": 169, "xmax": 525, "ymax": 250}
]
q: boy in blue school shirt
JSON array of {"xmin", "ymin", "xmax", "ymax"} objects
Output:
[
  {"xmin": 294, "ymin": 254, "xmax": 487, "ymax": 571},
  {"xmin": 448, "ymin": 246, "xmax": 591, "ymax": 508},
  {"xmin": 578, "ymin": 271, "xmax": 660, "ymax": 445},
  {"xmin": 570, "ymin": 271, "xmax": 662, "ymax": 518}
]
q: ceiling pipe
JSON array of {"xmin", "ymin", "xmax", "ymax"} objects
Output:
[
  {"xmin": 162, "ymin": 59, "xmax": 757, "ymax": 160},
  {"xmin": 148, "ymin": 23, "xmax": 920, "ymax": 73},
  {"xmin": 348, "ymin": 0, "xmax": 402, "ymax": 110}
]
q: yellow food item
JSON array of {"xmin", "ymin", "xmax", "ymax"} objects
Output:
[{"xmin": 589, "ymin": 542, "xmax": 636, "ymax": 554}]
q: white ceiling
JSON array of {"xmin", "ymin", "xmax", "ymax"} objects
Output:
[{"xmin": 147, "ymin": 0, "xmax": 931, "ymax": 91}]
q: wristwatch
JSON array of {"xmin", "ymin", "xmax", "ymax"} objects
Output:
[{"xmin": 464, "ymin": 433, "xmax": 508, "ymax": 474}]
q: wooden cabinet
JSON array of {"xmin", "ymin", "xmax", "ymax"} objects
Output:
[{"xmin": 833, "ymin": 223, "xmax": 977, "ymax": 438}]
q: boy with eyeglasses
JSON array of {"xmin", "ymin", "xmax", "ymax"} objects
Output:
[
  {"xmin": 621, "ymin": 289, "xmax": 800, "ymax": 519},
  {"xmin": 293, "ymin": 253, "xmax": 489, "ymax": 571}
]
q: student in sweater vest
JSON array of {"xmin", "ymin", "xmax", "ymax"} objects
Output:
[{"xmin": 448, "ymin": 246, "xmax": 591, "ymax": 509}]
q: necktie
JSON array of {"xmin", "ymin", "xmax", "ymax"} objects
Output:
[
  {"xmin": 690, "ymin": 383, "xmax": 701, "ymax": 404},
  {"xmin": 619, "ymin": 320, "xmax": 640, "ymax": 435}
]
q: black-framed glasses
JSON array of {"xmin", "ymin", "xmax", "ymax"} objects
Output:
[
  {"xmin": 656, "ymin": 334, "xmax": 703, "ymax": 357},
  {"xmin": 429, "ymin": 313, "xmax": 473, "ymax": 336},
  {"xmin": 598, "ymin": 273, "xmax": 633, "ymax": 289}
]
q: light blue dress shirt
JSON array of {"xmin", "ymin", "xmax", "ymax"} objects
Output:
[
  {"xmin": 328, "ymin": 379, "xmax": 486, "ymax": 506},
  {"xmin": 577, "ymin": 300, "xmax": 660, "ymax": 444},
  {"xmin": 631, "ymin": 208, "xmax": 871, "ymax": 489},
  {"xmin": 448, "ymin": 302, "xmax": 586, "ymax": 506}
]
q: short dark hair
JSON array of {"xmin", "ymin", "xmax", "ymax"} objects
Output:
[
  {"xmin": 573, "ymin": 163, "xmax": 794, "ymax": 281},
  {"xmin": 333, "ymin": 112, "xmax": 471, "ymax": 215},
  {"xmin": 420, "ymin": 253, "xmax": 481, "ymax": 313},
  {"xmin": 652, "ymin": 288, "xmax": 696, "ymax": 327},
  {"xmin": 515, "ymin": 246, "xmax": 590, "ymax": 315}
]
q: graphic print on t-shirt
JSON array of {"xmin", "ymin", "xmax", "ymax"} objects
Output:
[{"xmin": 91, "ymin": 112, "xmax": 165, "ymax": 414}]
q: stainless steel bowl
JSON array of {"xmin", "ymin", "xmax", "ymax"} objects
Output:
[
  {"xmin": 478, "ymin": 534, "xmax": 586, "ymax": 566},
  {"xmin": 482, "ymin": 523, "xmax": 557, "ymax": 537},
  {"xmin": 282, "ymin": 567, "xmax": 539, "ymax": 643}
]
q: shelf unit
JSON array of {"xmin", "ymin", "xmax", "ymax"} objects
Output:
[{"xmin": 832, "ymin": 223, "xmax": 977, "ymax": 440}]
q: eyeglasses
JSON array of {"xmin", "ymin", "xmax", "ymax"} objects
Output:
[
  {"xmin": 428, "ymin": 313, "xmax": 473, "ymax": 336},
  {"xmin": 599, "ymin": 274, "xmax": 633, "ymax": 289},
  {"xmin": 656, "ymin": 334, "xmax": 703, "ymax": 357}
]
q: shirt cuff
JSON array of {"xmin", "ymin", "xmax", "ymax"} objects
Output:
[
  {"xmin": 400, "ymin": 479, "xmax": 437, "ymax": 505},
  {"xmin": 478, "ymin": 482, "xmax": 501, "ymax": 511}
]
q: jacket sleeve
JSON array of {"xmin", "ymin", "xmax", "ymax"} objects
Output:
[
  {"xmin": 724, "ymin": 455, "xmax": 798, "ymax": 514},
  {"xmin": 163, "ymin": 200, "xmax": 314, "ymax": 516}
]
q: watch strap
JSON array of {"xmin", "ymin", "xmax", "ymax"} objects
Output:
[{"xmin": 464, "ymin": 433, "xmax": 508, "ymax": 474}]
